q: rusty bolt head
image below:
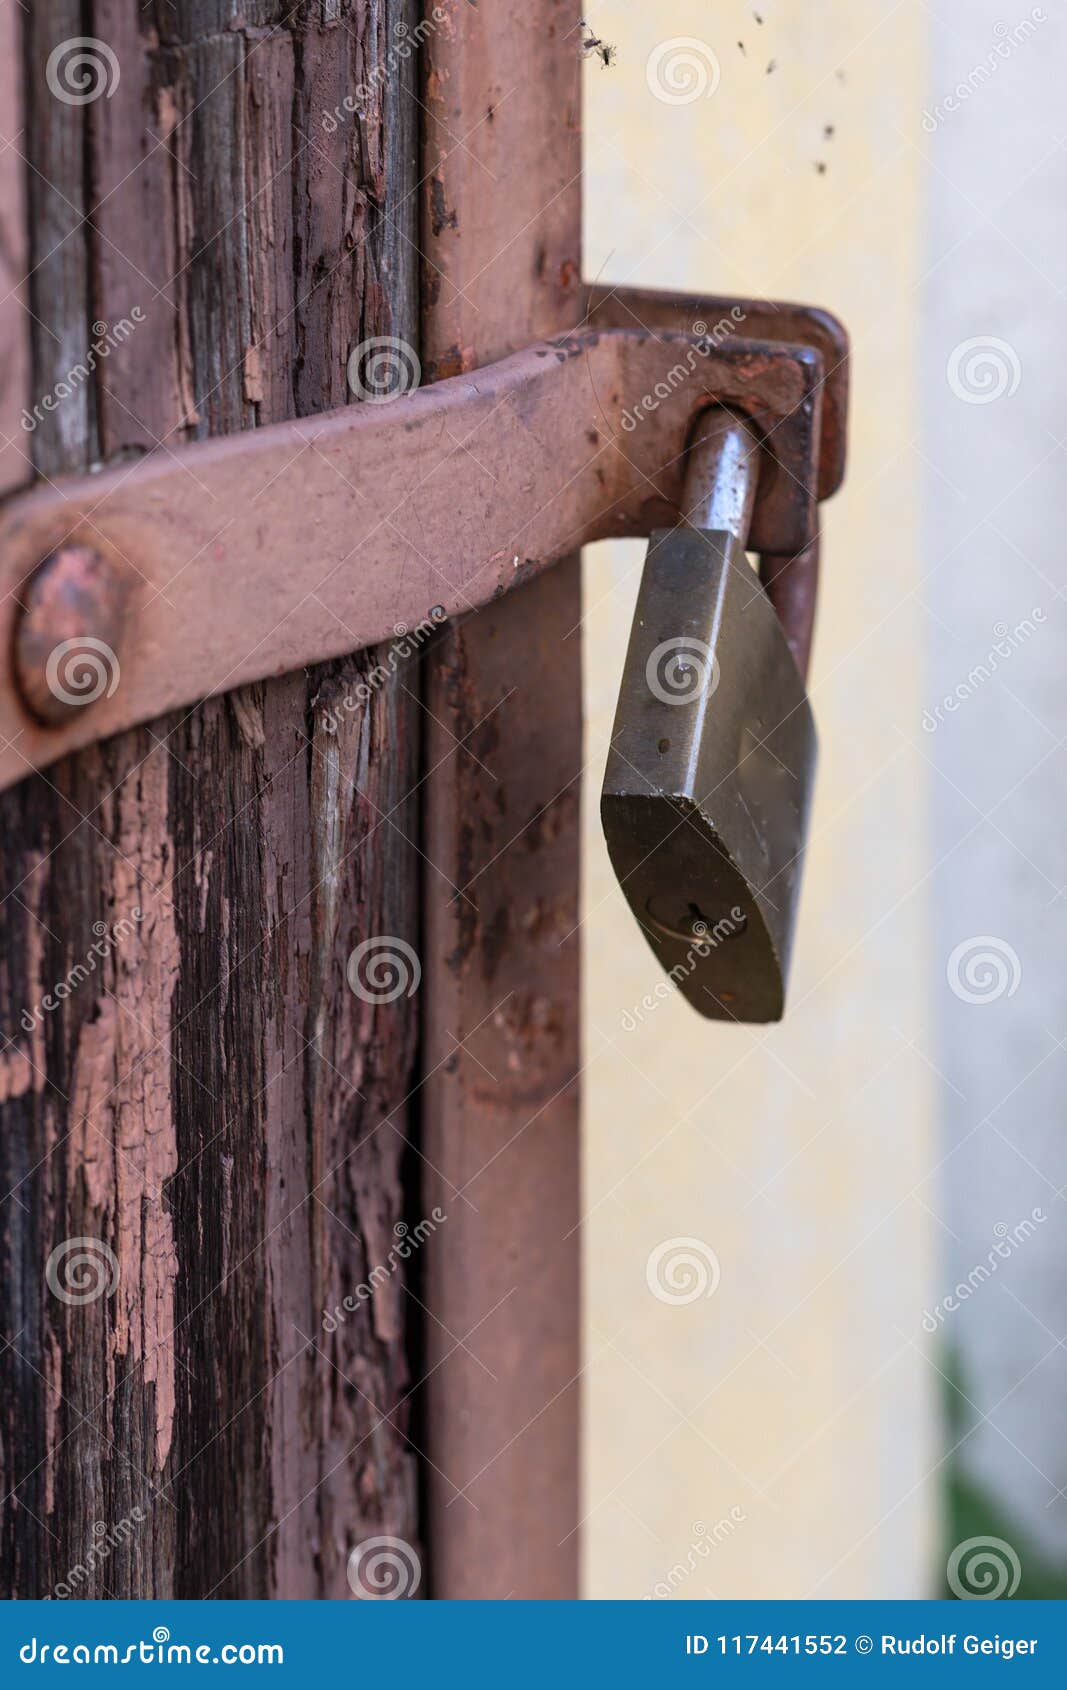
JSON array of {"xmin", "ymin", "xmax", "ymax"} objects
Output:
[{"xmin": 13, "ymin": 544, "xmax": 129, "ymax": 727}]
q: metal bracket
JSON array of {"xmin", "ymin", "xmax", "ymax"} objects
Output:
[{"xmin": 0, "ymin": 295, "xmax": 848, "ymax": 793}]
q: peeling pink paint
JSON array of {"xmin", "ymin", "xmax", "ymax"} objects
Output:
[{"xmin": 66, "ymin": 749, "xmax": 180, "ymax": 1473}]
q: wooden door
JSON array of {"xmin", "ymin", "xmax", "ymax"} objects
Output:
[{"xmin": 0, "ymin": 1, "xmax": 580, "ymax": 1599}]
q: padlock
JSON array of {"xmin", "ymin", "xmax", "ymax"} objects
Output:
[{"xmin": 601, "ymin": 410, "xmax": 817, "ymax": 1023}]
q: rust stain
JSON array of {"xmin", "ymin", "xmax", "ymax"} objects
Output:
[
  {"xmin": 429, "ymin": 175, "xmax": 458, "ymax": 238},
  {"xmin": 0, "ymin": 310, "xmax": 838, "ymax": 794},
  {"xmin": 521, "ymin": 786, "xmax": 578, "ymax": 852},
  {"xmin": 428, "ymin": 343, "xmax": 466, "ymax": 380},
  {"xmin": 520, "ymin": 893, "xmax": 573, "ymax": 945},
  {"xmin": 479, "ymin": 903, "xmax": 509, "ymax": 983}
]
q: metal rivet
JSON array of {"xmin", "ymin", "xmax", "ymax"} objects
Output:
[{"xmin": 13, "ymin": 544, "xmax": 128, "ymax": 727}]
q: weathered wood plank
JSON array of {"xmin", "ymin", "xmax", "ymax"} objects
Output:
[
  {"xmin": 0, "ymin": 1, "xmax": 31, "ymax": 497},
  {"xmin": 420, "ymin": 0, "xmax": 584, "ymax": 1598},
  {"xmin": 0, "ymin": 0, "xmax": 422, "ymax": 1599}
]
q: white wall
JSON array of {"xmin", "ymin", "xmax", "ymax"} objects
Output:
[
  {"xmin": 581, "ymin": 0, "xmax": 937, "ymax": 1598},
  {"xmin": 924, "ymin": 0, "xmax": 1067, "ymax": 1589}
]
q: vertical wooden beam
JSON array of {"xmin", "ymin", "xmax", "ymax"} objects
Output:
[
  {"xmin": 420, "ymin": 1, "xmax": 584, "ymax": 1598},
  {"xmin": 0, "ymin": 1, "xmax": 423, "ymax": 1598},
  {"xmin": 0, "ymin": 0, "xmax": 30, "ymax": 498}
]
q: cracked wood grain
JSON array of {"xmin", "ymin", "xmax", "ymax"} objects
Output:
[{"xmin": 0, "ymin": 0, "xmax": 422, "ymax": 1598}]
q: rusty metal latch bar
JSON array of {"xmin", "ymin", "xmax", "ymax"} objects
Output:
[{"xmin": 0, "ymin": 295, "xmax": 848, "ymax": 794}]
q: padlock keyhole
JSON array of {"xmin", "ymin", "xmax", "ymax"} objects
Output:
[{"xmin": 643, "ymin": 895, "xmax": 748, "ymax": 949}]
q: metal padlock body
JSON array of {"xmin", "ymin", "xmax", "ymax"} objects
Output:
[{"xmin": 601, "ymin": 526, "xmax": 816, "ymax": 1023}]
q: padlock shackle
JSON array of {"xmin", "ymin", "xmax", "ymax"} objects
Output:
[
  {"xmin": 682, "ymin": 408, "xmax": 819, "ymax": 682},
  {"xmin": 761, "ymin": 538, "xmax": 820, "ymax": 681},
  {"xmin": 682, "ymin": 410, "xmax": 762, "ymax": 543}
]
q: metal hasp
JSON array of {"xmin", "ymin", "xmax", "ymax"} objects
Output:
[
  {"xmin": 0, "ymin": 295, "xmax": 847, "ymax": 798},
  {"xmin": 601, "ymin": 410, "xmax": 819, "ymax": 1023}
]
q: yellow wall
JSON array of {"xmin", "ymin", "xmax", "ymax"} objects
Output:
[{"xmin": 581, "ymin": 1, "xmax": 936, "ymax": 1597}]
